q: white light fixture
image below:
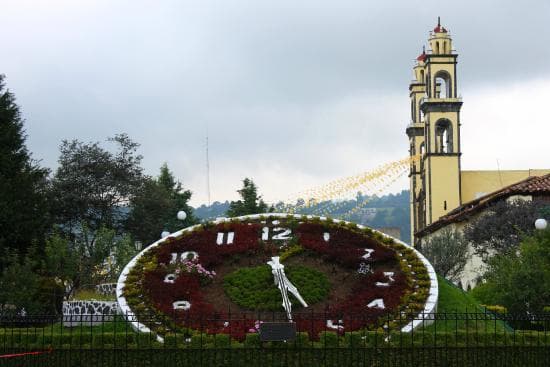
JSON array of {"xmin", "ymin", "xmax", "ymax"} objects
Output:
[
  {"xmin": 161, "ymin": 230, "xmax": 170, "ymax": 238},
  {"xmin": 177, "ymin": 211, "xmax": 187, "ymax": 221},
  {"xmin": 535, "ymin": 218, "xmax": 547, "ymax": 230}
]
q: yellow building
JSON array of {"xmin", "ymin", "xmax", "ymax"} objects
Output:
[{"xmin": 406, "ymin": 19, "xmax": 550, "ymax": 288}]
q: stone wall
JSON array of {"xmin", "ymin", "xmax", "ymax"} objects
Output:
[{"xmin": 62, "ymin": 301, "xmax": 119, "ymax": 327}]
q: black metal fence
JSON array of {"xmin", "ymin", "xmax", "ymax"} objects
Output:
[{"xmin": 1, "ymin": 312, "xmax": 549, "ymax": 366}]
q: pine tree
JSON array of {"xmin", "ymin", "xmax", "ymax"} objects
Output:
[
  {"xmin": 226, "ymin": 178, "xmax": 269, "ymax": 217},
  {"xmin": 0, "ymin": 75, "xmax": 50, "ymax": 263},
  {"xmin": 126, "ymin": 163, "xmax": 196, "ymax": 246}
]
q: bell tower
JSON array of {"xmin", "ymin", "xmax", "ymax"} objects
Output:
[{"xmin": 407, "ymin": 18, "xmax": 463, "ymax": 245}]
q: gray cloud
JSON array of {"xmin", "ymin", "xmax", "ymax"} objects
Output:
[{"xmin": 1, "ymin": 0, "xmax": 549, "ymax": 204}]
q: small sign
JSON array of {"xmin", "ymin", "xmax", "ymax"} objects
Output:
[{"xmin": 259, "ymin": 322, "xmax": 296, "ymax": 341}]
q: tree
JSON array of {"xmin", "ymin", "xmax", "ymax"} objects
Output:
[
  {"xmin": 0, "ymin": 249, "xmax": 64, "ymax": 316},
  {"xmin": 226, "ymin": 178, "xmax": 269, "ymax": 217},
  {"xmin": 420, "ymin": 228, "xmax": 469, "ymax": 282},
  {"xmin": 126, "ymin": 163, "xmax": 196, "ymax": 246},
  {"xmin": 50, "ymin": 134, "xmax": 144, "ymax": 234},
  {"xmin": 157, "ymin": 163, "xmax": 196, "ymax": 231},
  {"xmin": 463, "ymin": 200, "xmax": 548, "ymax": 260},
  {"xmin": 471, "ymin": 228, "xmax": 550, "ymax": 315},
  {"xmin": 0, "ymin": 74, "xmax": 50, "ymax": 263},
  {"xmin": 43, "ymin": 232, "xmax": 77, "ymax": 297}
]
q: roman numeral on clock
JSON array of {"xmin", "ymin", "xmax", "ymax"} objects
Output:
[{"xmin": 216, "ymin": 232, "xmax": 235, "ymax": 245}]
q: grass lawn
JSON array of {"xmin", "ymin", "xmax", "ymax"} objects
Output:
[
  {"xmin": 421, "ymin": 275, "xmax": 510, "ymax": 332},
  {"xmin": 71, "ymin": 288, "xmax": 116, "ymax": 302}
]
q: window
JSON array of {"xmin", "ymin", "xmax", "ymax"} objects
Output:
[{"xmin": 435, "ymin": 119, "xmax": 453, "ymax": 153}]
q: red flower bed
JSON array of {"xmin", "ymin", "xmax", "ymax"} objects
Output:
[
  {"xmin": 155, "ymin": 222, "xmax": 262, "ymax": 267},
  {"xmin": 296, "ymin": 222, "xmax": 397, "ymax": 268}
]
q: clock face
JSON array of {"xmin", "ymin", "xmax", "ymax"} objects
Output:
[{"xmin": 117, "ymin": 214, "xmax": 437, "ymax": 340}]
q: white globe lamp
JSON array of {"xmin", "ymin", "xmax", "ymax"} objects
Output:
[
  {"xmin": 535, "ymin": 218, "xmax": 547, "ymax": 230},
  {"xmin": 177, "ymin": 210, "xmax": 187, "ymax": 221},
  {"xmin": 161, "ymin": 230, "xmax": 170, "ymax": 239}
]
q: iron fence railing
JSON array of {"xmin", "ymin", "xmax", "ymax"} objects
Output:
[{"xmin": 0, "ymin": 312, "xmax": 549, "ymax": 366}]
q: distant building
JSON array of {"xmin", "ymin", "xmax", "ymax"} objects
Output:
[{"xmin": 406, "ymin": 19, "xmax": 550, "ymax": 288}]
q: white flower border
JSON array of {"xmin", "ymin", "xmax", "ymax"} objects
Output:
[{"xmin": 116, "ymin": 213, "xmax": 438, "ymax": 342}]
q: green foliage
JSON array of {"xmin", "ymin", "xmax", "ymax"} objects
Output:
[
  {"xmin": 464, "ymin": 200, "xmax": 550, "ymax": 259},
  {"xmin": 226, "ymin": 178, "xmax": 270, "ymax": 217},
  {"xmin": 436, "ymin": 276, "xmax": 485, "ymax": 313},
  {"xmin": 126, "ymin": 163, "xmax": 197, "ymax": 246},
  {"xmin": 0, "ymin": 250, "xmax": 64, "ymax": 315},
  {"xmin": 50, "ymin": 133, "xmax": 143, "ymax": 234},
  {"xmin": 279, "ymin": 244, "xmax": 304, "ymax": 262},
  {"xmin": 482, "ymin": 305, "xmax": 507, "ymax": 314},
  {"xmin": 3, "ymin": 327, "xmax": 550, "ymax": 350},
  {"xmin": 420, "ymin": 229, "xmax": 468, "ymax": 282},
  {"xmin": 44, "ymin": 232, "xmax": 77, "ymax": 282},
  {"xmin": 423, "ymin": 276, "xmax": 508, "ymax": 332},
  {"xmin": 72, "ymin": 288, "xmax": 115, "ymax": 301},
  {"xmin": 223, "ymin": 265, "xmax": 329, "ymax": 311},
  {"xmin": 44, "ymin": 226, "xmax": 137, "ymax": 292},
  {"xmin": 472, "ymin": 229, "xmax": 550, "ymax": 315},
  {"xmin": 0, "ymin": 74, "xmax": 50, "ymax": 263}
]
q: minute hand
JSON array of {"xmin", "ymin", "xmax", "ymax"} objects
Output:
[
  {"xmin": 267, "ymin": 256, "xmax": 309, "ymax": 321},
  {"xmin": 279, "ymin": 270, "xmax": 308, "ymax": 307}
]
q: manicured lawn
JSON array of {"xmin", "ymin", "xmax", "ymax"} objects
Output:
[{"xmin": 421, "ymin": 276, "xmax": 510, "ymax": 332}]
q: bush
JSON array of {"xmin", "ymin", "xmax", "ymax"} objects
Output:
[
  {"xmin": 223, "ymin": 265, "xmax": 329, "ymax": 311},
  {"xmin": 482, "ymin": 305, "xmax": 507, "ymax": 314}
]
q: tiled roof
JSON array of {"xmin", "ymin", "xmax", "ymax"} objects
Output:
[
  {"xmin": 417, "ymin": 52, "xmax": 427, "ymax": 62},
  {"xmin": 416, "ymin": 173, "xmax": 550, "ymax": 237}
]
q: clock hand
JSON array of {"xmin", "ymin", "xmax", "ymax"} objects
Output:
[
  {"xmin": 279, "ymin": 271, "xmax": 308, "ymax": 308},
  {"xmin": 267, "ymin": 256, "xmax": 308, "ymax": 321}
]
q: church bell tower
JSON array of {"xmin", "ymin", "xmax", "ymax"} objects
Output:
[{"xmin": 407, "ymin": 18, "xmax": 463, "ymax": 245}]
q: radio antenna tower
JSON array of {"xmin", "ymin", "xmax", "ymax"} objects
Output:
[{"xmin": 206, "ymin": 128, "xmax": 211, "ymax": 206}]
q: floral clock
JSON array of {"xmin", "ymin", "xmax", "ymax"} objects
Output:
[{"xmin": 116, "ymin": 214, "xmax": 438, "ymax": 341}]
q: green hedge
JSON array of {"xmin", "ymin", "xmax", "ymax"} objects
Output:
[{"xmin": 1, "ymin": 330, "xmax": 549, "ymax": 349}]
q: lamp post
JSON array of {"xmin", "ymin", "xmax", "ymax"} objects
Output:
[{"xmin": 535, "ymin": 218, "xmax": 548, "ymax": 230}]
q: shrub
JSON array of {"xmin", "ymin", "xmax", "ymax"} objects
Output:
[{"xmin": 223, "ymin": 265, "xmax": 330, "ymax": 311}]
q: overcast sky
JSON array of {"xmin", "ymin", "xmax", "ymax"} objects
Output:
[{"xmin": 2, "ymin": 0, "xmax": 549, "ymax": 206}]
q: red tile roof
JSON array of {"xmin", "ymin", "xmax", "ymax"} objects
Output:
[{"xmin": 416, "ymin": 173, "xmax": 550, "ymax": 237}]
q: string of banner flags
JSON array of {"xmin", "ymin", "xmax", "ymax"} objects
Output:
[{"xmin": 281, "ymin": 155, "xmax": 420, "ymax": 217}]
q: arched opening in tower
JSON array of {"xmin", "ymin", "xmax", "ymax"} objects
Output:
[{"xmin": 434, "ymin": 71, "xmax": 452, "ymax": 98}]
